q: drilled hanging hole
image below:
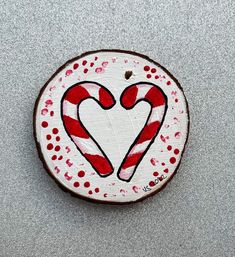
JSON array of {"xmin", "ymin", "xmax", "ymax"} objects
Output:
[{"xmin": 125, "ymin": 70, "xmax": 133, "ymax": 80}]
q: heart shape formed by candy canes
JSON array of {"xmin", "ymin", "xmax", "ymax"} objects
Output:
[{"xmin": 62, "ymin": 81, "xmax": 167, "ymax": 182}]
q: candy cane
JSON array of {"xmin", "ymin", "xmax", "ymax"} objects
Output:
[
  {"xmin": 61, "ymin": 81, "xmax": 115, "ymax": 177},
  {"xmin": 117, "ymin": 82, "xmax": 167, "ymax": 181}
]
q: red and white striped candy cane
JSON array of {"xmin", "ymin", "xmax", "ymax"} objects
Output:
[
  {"xmin": 117, "ymin": 82, "xmax": 167, "ymax": 182},
  {"xmin": 62, "ymin": 81, "xmax": 115, "ymax": 177}
]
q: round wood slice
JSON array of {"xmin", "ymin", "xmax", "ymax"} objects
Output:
[{"xmin": 34, "ymin": 50, "xmax": 189, "ymax": 204}]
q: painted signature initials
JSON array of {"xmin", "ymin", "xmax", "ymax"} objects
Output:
[{"xmin": 142, "ymin": 174, "xmax": 167, "ymax": 192}]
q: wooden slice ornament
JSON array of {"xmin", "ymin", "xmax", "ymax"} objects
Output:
[{"xmin": 34, "ymin": 50, "xmax": 189, "ymax": 204}]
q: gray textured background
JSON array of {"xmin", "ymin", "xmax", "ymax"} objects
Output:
[{"xmin": 0, "ymin": 0, "xmax": 234, "ymax": 256}]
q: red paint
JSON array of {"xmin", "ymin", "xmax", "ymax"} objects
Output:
[
  {"xmin": 94, "ymin": 56, "xmax": 98, "ymax": 61},
  {"xmin": 64, "ymin": 85, "xmax": 90, "ymax": 104},
  {"xmin": 56, "ymin": 136, "xmax": 60, "ymax": 141},
  {"xmin": 144, "ymin": 65, "xmax": 150, "ymax": 71},
  {"xmin": 66, "ymin": 159, "xmax": 73, "ymax": 167},
  {"xmin": 41, "ymin": 108, "xmax": 48, "ymax": 115},
  {"xmin": 150, "ymin": 158, "xmax": 157, "ymax": 166},
  {"xmin": 84, "ymin": 181, "xmax": 90, "ymax": 188},
  {"xmin": 78, "ymin": 170, "xmax": 85, "ymax": 177},
  {"xmin": 132, "ymin": 186, "xmax": 138, "ymax": 193},
  {"xmin": 164, "ymin": 168, "xmax": 169, "ymax": 173},
  {"xmin": 167, "ymin": 145, "xmax": 172, "ymax": 151},
  {"xmin": 175, "ymin": 132, "xmax": 181, "ymax": 139},
  {"xmin": 42, "ymin": 121, "xmax": 48, "ymax": 128},
  {"xmin": 74, "ymin": 182, "xmax": 80, "ymax": 188},
  {"xmin": 64, "ymin": 172, "xmax": 72, "ymax": 181},
  {"xmin": 149, "ymin": 181, "xmax": 155, "ymax": 187},
  {"xmin": 84, "ymin": 68, "xmax": 88, "ymax": 73},
  {"xmin": 63, "ymin": 115, "xmax": 89, "ymax": 138},
  {"xmin": 83, "ymin": 154, "xmax": 113, "ymax": 175},
  {"xmin": 66, "ymin": 69, "xmax": 73, "ymax": 76},
  {"xmin": 170, "ymin": 157, "xmax": 176, "ymax": 164},
  {"xmin": 145, "ymin": 87, "xmax": 165, "ymax": 107},
  {"xmin": 99, "ymin": 87, "xmax": 115, "ymax": 108},
  {"xmin": 58, "ymin": 155, "xmax": 63, "ymax": 160},
  {"xmin": 46, "ymin": 134, "xmax": 51, "ymax": 140},
  {"xmin": 45, "ymin": 99, "xmax": 53, "ymax": 107},
  {"xmin": 95, "ymin": 67, "xmax": 104, "ymax": 73},
  {"xmin": 102, "ymin": 61, "xmax": 108, "ymax": 67},
  {"xmin": 121, "ymin": 85, "xmax": 138, "ymax": 108},
  {"xmin": 167, "ymin": 81, "xmax": 171, "ymax": 85},
  {"xmin": 51, "ymin": 155, "xmax": 57, "ymax": 160},
  {"xmin": 82, "ymin": 60, "xmax": 87, "ymax": 66},
  {"xmin": 50, "ymin": 111, "xmax": 54, "ymax": 117},
  {"xmin": 90, "ymin": 62, "xmax": 94, "ymax": 67},
  {"xmin": 155, "ymin": 75, "xmax": 159, "ymax": 79},
  {"xmin": 122, "ymin": 152, "xmax": 142, "ymax": 169},
  {"xmin": 151, "ymin": 68, "xmax": 156, "ymax": 73},
  {"xmin": 88, "ymin": 190, "xmax": 92, "ymax": 195},
  {"xmin": 174, "ymin": 149, "xmax": 180, "ymax": 155},
  {"xmin": 146, "ymin": 74, "xmax": 151, "ymax": 79},
  {"xmin": 162, "ymin": 162, "xmax": 165, "ymax": 166},
  {"xmin": 47, "ymin": 143, "xmax": 53, "ymax": 150},
  {"xmin": 73, "ymin": 63, "xmax": 79, "ymax": 69},
  {"xmin": 95, "ymin": 188, "xmax": 100, "ymax": 193},
  {"xmin": 137, "ymin": 121, "xmax": 160, "ymax": 144},
  {"xmin": 52, "ymin": 128, "xmax": 59, "ymax": 134},
  {"xmin": 153, "ymin": 171, "xmax": 159, "ymax": 176},
  {"xmin": 175, "ymin": 99, "xmax": 178, "ymax": 103},
  {"xmin": 54, "ymin": 145, "xmax": 61, "ymax": 152}
]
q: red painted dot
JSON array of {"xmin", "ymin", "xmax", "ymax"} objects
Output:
[
  {"xmin": 95, "ymin": 188, "xmax": 100, "ymax": 193},
  {"xmin": 74, "ymin": 182, "xmax": 80, "ymax": 188},
  {"xmin": 58, "ymin": 156, "xmax": 63, "ymax": 160},
  {"xmin": 158, "ymin": 176, "xmax": 163, "ymax": 181},
  {"xmin": 153, "ymin": 171, "xmax": 159, "ymax": 177},
  {"xmin": 175, "ymin": 98, "xmax": 178, "ymax": 103},
  {"xmin": 174, "ymin": 149, "xmax": 180, "ymax": 155},
  {"xmin": 41, "ymin": 121, "xmax": 48, "ymax": 128},
  {"xmin": 82, "ymin": 60, "xmax": 87, "ymax": 66},
  {"xmin": 84, "ymin": 68, "xmax": 88, "ymax": 73},
  {"xmin": 144, "ymin": 65, "xmax": 150, "ymax": 71},
  {"xmin": 90, "ymin": 62, "xmax": 94, "ymax": 67},
  {"xmin": 52, "ymin": 128, "xmax": 59, "ymax": 134},
  {"xmin": 56, "ymin": 136, "xmax": 60, "ymax": 141},
  {"xmin": 54, "ymin": 145, "xmax": 61, "ymax": 152},
  {"xmin": 151, "ymin": 68, "xmax": 156, "ymax": 73},
  {"xmin": 84, "ymin": 182, "xmax": 90, "ymax": 188},
  {"xmin": 146, "ymin": 74, "xmax": 151, "ymax": 79},
  {"xmin": 46, "ymin": 134, "xmax": 51, "ymax": 140},
  {"xmin": 167, "ymin": 81, "xmax": 171, "ymax": 85},
  {"xmin": 50, "ymin": 111, "xmax": 54, "ymax": 117},
  {"xmin": 162, "ymin": 162, "xmax": 165, "ymax": 166},
  {"xmin": 167, "ymin": 145, "xmax": 172, "ymax": 151},
  {"xmin": 164, "ymin": 168, "xmax": 169, "ymax": 173},
  {"xmin": 78, "ymin": 170, "xmax": 85, "ymax": 177},
  {"xmin": 149, "ymin": 181, "xmax": 155, "ymax": 187},
  {"xmin": 170, "ymin": 157, "xmax": 176, "ymax": 164},
  {"xmin": 94, "ymin": 56, "xmax": 98, "ymax": 61},
  {"xmin": 155, "ymin": 75, "xmax": 159, "ymax": 79},
  {"xmin": 73, "ymin": 63, "xmax": 79, "ymax": 69},
  {"xmin": 47, "ymin": 143, "xmax": 53, "ymax": 150},
  {"xmin": 51, "ymin": 155, "xmax": 57, "ymax": 160},
  {"xmin": 88, "ymin": 190, "xmax": 92, "ymax": 195}
]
